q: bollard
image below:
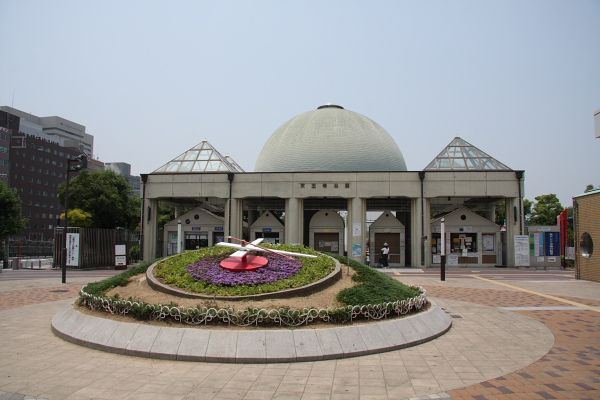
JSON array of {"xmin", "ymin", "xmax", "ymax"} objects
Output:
[{"xmin": 39, "ymin": 259, "xmax": 42, "ymax": 269}]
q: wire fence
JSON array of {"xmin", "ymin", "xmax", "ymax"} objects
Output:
[{"xmin": 53, "ymin": 227, "xmax": 140, "ymax": 269}]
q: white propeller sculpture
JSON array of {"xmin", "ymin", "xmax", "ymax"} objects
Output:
[{"xmin": 216, "ymin": 237, "xmax": 316, "ymax": 271}]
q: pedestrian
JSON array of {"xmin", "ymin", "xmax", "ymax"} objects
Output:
[{"xmin": 380, "ymin": 242, "xmax": 390, "ymax": 268}]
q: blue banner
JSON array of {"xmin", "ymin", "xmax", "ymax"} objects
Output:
[{"xmin": 545, "ymin": 232, "xmax": 560, "ymax": 257}]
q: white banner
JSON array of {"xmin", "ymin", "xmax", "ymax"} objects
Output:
[
  {"xmin": 66, "ymin": 233, "xmax": 80, "ymax": 267},
  {"xmin": 514, "ymin": 235, "xmax": 530, "ymax": 267}
]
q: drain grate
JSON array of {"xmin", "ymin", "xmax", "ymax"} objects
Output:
[
  {"xmin": 49, "ymin": 289, "xmax": 70, "ymax": 293},
  {"xmin": 450, "ymin": 314, "xmax": 463, "ymax": 319}
]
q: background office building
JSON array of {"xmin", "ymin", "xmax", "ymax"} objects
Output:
[{"xmin": 0, "ymin": 107, "xmax": 95, "ymax": 241}]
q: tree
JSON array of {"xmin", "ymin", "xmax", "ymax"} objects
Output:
[
  {"xmin": 585, "ymin": 184, "xmax": 596, "ymax": 193},
  {"xmin": 529, "ymin": 194, "xmax": 563, "ymax": 226},
  {"xmin": 0, "ymin": 181, "xmax": 26, "ymax": 267},
  {"xmin": 59, "ymin": 208, "xmax": 93, "ymax": 228},
  {"xmin": 493, "ymin": 199, "xmax": 532, "ymax": 225},
  {"xmin": 523, "ymin": 198, "xmax": 533, "ymax": 224},
  {"xmin": 59, "ymin": 170, "xmax": 139, "ymax": 230}
]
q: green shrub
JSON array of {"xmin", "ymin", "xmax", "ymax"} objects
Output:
[
  {"xmin": 153, "ymin": 244, "xmax": 335, "ymax": 296},
  {"xmin": 83, "ymin": 261, "xmax": 152, "ymax": 296},
  {"xmin": 330, "ymin": 255, "xmax": 421, "ymax": 305}
]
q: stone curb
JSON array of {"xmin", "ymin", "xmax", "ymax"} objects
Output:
[
  {"xmin": 51, "ymin": 305, "xmax": 451, "ymax": 363},
  {"xmin": 146, "ymin": 254, "xmax": 342, "ymax": 300}
]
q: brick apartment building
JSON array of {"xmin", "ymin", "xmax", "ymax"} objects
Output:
[{"xmin": 0, "ymin": 108, "xmax": 95, "ymax": 241}]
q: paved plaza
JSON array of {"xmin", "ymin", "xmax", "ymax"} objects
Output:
[{"xmin": 0, "ymin": 268, "xmax": 598, "ymax": 400}]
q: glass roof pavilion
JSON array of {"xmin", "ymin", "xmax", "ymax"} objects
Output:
[
  {"xmin": 425, "ymin": 137, "xmax": 511, "ymax": 171},
  {"xmin": 153, "ymin": 141, "xmax": 245, "ymax": 173}
]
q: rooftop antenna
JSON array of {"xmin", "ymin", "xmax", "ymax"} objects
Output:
[{"xmin": 11, "ymin": 90, "xmax": 15, "ymax": 107}]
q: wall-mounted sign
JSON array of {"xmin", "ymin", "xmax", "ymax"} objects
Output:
[
  {"xmin": 262, "ymin": 227, "xmax": 272, "ymax": 233},
  {"xmin": 353, "ymin": 223, "xmax": 361, "ymax": 237},
  {"xmin": 66, "ymin": 233, "xmax": 80, "ymax": 267},
  {"xmin": 352, "ymin": 244, "xmax": 362, "ymax": 257},
  {"xmin": 482, "ymin": 234, "xmax": 495, "ymax": 252},
  {"xmin": 514, "ymin": 235, "xmax": 530, "ymax": 266},
  {"xmin": 214, "ymin": 226, "xmax": 224, "ymax": 232}
]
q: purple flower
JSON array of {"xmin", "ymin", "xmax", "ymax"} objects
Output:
[{"xmin": 187, "ymin": 254, "xmax": 302, "ymax": 286}]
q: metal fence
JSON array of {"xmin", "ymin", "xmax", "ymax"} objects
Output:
[
  {"xmin": 53, "ymin": 227, "xmax": 140, "ymax": 269},
  {"xmin": 7, "ymin": 239, "xmax": 54, "ymax": 257}
]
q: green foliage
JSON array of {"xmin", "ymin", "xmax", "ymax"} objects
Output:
[
  {"xmin": 128, "ymin": 244, "xmax": 141, "ymax": 261},
  {"xmin": 83, "ymin": 261, "xmax": 152, "ymax": 296},
  {"xmin": 59, "ymin": 170, "xmax": 139, "ymax": 230},
  {"xmin": 158, "ymin": 202, "xmax": 175, "ymax": 228},
  {"xmin": 529, "ymin": 194, "xmax": 563, "ymax": 226},
  {"xmin": 154, "ymin": 244, "xmax": 335, "ymax": 296},
  {"xmin": 60, "ymin": 208, "xmax": 93, "ymax": 227},
  {"xmin": 523, "ymin": 198, "xmax": 533, "ymax": 223},
  {"xmin": 331, "ymin": 255, "xmax": 421, "ymax": 305},
  {"xmin": 585, "ymin": 184, "xmax": 596, "ymax": 193},
  {"xmin": 0, "ymin": 180, "xmax": 26, "ymax": 240}
]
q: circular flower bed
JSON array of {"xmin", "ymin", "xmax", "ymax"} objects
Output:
[{"xmin": 187, "ymin": 254, "xmax": 302, "ymax": 286}]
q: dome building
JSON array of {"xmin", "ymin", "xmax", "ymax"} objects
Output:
[
  {"xmin": 255, "ymin": 105, "xmax": 406, "ymax": 172},
  {"xmin": 142, "ymin": 105, "xmax": 525, "ymax": 268}
]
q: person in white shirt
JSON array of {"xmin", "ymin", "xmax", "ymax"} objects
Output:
[{"xmin": 380, "ymin": 243, "xmax": 390, "ymax": 268}]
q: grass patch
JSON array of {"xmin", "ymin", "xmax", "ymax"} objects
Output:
[
  {"xmin": 83, "ymin": 261, "xmax": 152, "ymax": 297},
  {"xmin": 331, "ymin": 255, "xmax": 421, "ymax": 305},
  {"xmin": 153, "ymin": 244, "xmax": 336, "ymax": 296}
]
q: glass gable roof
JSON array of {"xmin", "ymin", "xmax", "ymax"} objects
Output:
[
  {"xmin": 424, "ymin": 137, "xmax": 511, "ymax": 171},
  {"xmin": 152, "ymin": 141, "xmax": 245, "ymax": 173}
]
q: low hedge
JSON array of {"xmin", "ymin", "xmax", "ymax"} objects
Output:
[{"xmin": 331, "ymin": 255, "xmax": 421, "ymax": 305}]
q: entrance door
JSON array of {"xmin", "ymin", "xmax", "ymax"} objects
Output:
[
  {"xmin": 374, "ymin": 233, "xmax": 401, "ymax": 265},
  {"xmin": 213, "ymin": 231, "xmax": 224, "ymax": 246},
  {"xmin": 314, "ymin": 232, "xmax": 340, "ymax": 253},
  {"xmin": 185, "ymin": 232, "xmax": 209, "ymax": 250},
  {"xmin": 255, "ymin": 231, "xmax": 280, "ymax": 244}
]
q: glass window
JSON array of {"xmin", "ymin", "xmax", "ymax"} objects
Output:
[
  {"xmin": 192, "ymin": 161, "xmax": 207, "ymax": 172},
  {"xmin": 198, "ymin": 150, "xmax": 212, "ymax": 160},
  {"xmin": 450, "ymin": 233, "xmax": 477, "ymax": 253},
  {"xmin": 580, "ymin": 232, "xmax": 593, "ymax": 258},
  {"xmin": 183, "ymin": 150, "xmax": 199, "ymax": 161},
  {"xmin": 179, "ymin": 161, "xmax": 194, "ymax": 172},
  {"xmin": 165, "ymin": 162, "xmax": 180, "ymax": 172}
]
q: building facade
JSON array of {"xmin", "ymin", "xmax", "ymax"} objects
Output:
[
  {"xmin": 574, "ymin": 189, "xmax": 600, "ymax": 282},
  {"xmin": 1, "ymin": 107, "xmax": 95, "ymax": 241},
  {"xmin": 141, "ymin": 105, "xmax": 525, "ymax": 267}
]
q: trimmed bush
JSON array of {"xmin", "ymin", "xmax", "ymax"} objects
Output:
[{"xmin": 331, "ymin": 255, "xmax": 421, "ymax": 305}]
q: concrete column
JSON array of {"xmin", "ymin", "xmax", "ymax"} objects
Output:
[
  {"xmin": 285, "ymin": 197, "xmax": 303, "ymax": 244},
  {"xmin": 143, "ymin": 198, "xmax": 158, "ymax": 261},
  {"xmin": 411, "ymin": 198, "xmax": 421, "ymax": 268},
  {"xmin": 224, "ymin": 198, "xmax": 243, "ymax": 240},
  {"xmin": 488, "ymin": 204, "xmax": 496, "ymax": 222},
  {"xmin": 423, "ymin": 198, "xmax": 432, "ymax": 268},
  {"xmin": 505, "ymin": 197, "xmax": 520, "ymax": 266},
  {"xmin": 174, "ymin": 205, "xmax": 184, "ymax": 219},
  {"xmin": 348, "ymin": 197, "xmax": 366, "ymax": 263}
]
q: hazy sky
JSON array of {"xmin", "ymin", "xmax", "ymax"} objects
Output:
[{"xmin": 1, "ymin": 0, "xmax": 598, "ymax": 205}]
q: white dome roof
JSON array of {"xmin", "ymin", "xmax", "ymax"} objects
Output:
[{"xmin": 254, "ymin": 105, "xmax": 407, "ymax": 172}]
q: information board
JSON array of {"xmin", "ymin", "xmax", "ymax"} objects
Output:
[
  {"xmin": 66, "ymin": 233, "xmax": 80, "ymax": 267},
  {"xmin": 514, "ymin": 235, "xmax": 530, "ymax": 266}
]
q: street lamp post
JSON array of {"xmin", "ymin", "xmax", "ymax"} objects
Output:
[
  {"xmin": 62, "ymin": 154, "xmax": 87, "ymax": 284},
  {"xmin": 440, "ymin": 217, "xmax": 446, "ymax": 282}
]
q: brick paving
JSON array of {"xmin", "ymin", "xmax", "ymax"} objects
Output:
[
  {"xmin": 0, "ymin": 269, "xmax": 599, "ymax": 399},
  {"xmin": 423, "ymin": 286, "xmax": 600, "ymax": 400},
  {"xmin": 0, "ymin": 284, "xmax": 82, "ymax": 311},
  {"xmin": 423, "ymin": 286, "xmax": 566, "ymax": 308}
]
